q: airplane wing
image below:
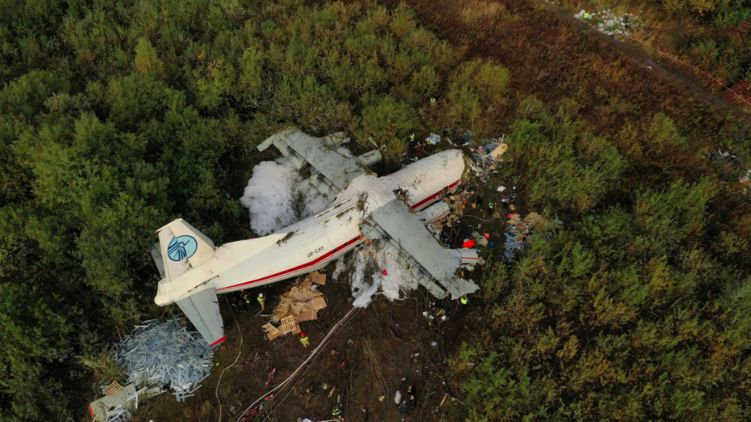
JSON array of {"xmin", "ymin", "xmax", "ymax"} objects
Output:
[
  {"xmin": 258, "ymin": 128, "xmax": 381, "ymax": 192},
  {"xmin": 365, "ymin": 199, "xmax": 479, "ymax": 299}
]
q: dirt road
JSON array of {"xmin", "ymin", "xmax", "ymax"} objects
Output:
[
  {"xmin": 399, "ymin": 0, "xmax": 749, "ymax": 144},
  {"xmin": 536, "ymin": 0, "xmax": 750, "ymax": 121}
]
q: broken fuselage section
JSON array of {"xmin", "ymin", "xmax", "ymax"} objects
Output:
[{"xmin": 153, "ymin": 129, "xmax": 479, "ymax": 345}]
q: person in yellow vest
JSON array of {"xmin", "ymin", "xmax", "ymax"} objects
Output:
[
  {"xmin": 299, "ymin": 331, "xmax": 311, "ymax": 348},
  {"xmin": 460, "ymin": 296, "xmax": 469, "ymax": 305},
  {"xmin": 256, "ymin": 292, "xmax": 266, "ymax": 311}
]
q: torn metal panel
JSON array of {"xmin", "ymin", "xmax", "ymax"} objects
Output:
[{"xmin": 88, "ymin": 383, "xmax": 137, "ymax": 422}]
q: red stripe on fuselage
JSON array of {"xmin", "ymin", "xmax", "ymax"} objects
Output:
[
  {"xmin": 410, "ymin": 179, "xmax": 461, "ymax": 210},
  {"xmin": 210, "ymin": 335, "xmax": 228, "ymax": 347},
  {"xmin": 217, "ymin": 235, "xmax": 364, "ymax": 292},
  {"xmin": 216, "ymin": 179, "xmax": 459, "ymax": 293}
]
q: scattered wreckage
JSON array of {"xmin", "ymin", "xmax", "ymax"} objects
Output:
[
  {"xmin": 150, "ymin": 128, "xmax": 481, "ymax": 346},
  {"xmin": 115, "ymin": 318, "xmax": 213, "ymax": 401},
  {"xmin": 88, "ymin": 318, "xmax": 212, "ymax": 421},
  {"xmin": 95, "ymin": 126, "xmax": 564, "ymax": 420}
]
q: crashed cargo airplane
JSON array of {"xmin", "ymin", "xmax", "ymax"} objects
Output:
[{"xmin": 152, "ymin": 129, "xmax": 480, "ymax": 345}]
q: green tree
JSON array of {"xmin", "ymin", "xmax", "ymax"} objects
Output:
[
  {"xmin": 133, "ymin": 37, "xmax": 165, "ymax": 79},
  {"xmin": 359, "ymin": 95, "xmax": 416, "ymax": 160},
  {"xmin": 507, "ymin": 109, "xmax": 627, "ymax": 214},
  {"xmin": 446, "ymin": 58, "xmax": 510, "ymax": 137}
]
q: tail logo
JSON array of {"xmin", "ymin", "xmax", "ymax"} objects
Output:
[{"xmin": 167, "ymin": 235, "xmax": 198, "ymax": 261}]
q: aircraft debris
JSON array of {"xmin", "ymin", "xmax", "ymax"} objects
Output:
[
  {"xmin": 575, "ymin": 8, "xmax": 641, "ymax": 37},
  {"xmin": 459, "ymin": 130, "xmax": 473, "ymax": 145},
  {"xmin": 741, "ymin": 169, "xmax": 751, "ymax": 194},
  {"xmin": 422, "ymin": 301, "xmax": 449, "ymax": 326},
  {"xmin": 116, "ymin": 318, "xmax": 213, "ymax": 402},
  {"xmin": 425, "ymin": 133, "xmax": 442, "ymax": 145},
  {"xmin": 467, "ymin": 135, "xmax": 508, "ymax": 172},
  {"xmin": 88, "ymin": 382, "xmax": 138, "ymax": 422},
  {"xmin": 504, "ymin": 212, "xmax": 562, "ymax": 262},
  {"xmin": 88, "ymin": 381, "xmax": 163, "ymax": 422}
]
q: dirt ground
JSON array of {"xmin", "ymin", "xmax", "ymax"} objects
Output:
[{"xmin": 131, "ymin": 260, "xmax": 480, "ymax": 422}]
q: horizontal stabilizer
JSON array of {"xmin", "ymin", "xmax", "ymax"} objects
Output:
[{"xmin": 176, "ymin": 288, "xmax": 225, "ymax": 346}]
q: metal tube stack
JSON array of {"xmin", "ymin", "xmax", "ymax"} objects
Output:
[{"xmin": 116, "ymin": 317, "xmax": 214, "ymax": 402}]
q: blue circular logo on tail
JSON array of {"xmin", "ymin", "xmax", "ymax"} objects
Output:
[{"xmin": 167, "ymin": 235, "xmax": 198, "ymax": 261}]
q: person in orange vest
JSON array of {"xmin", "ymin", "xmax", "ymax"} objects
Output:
[{"xmin": 299, "ymin": 331, "xmax": 310, "ymax": 348}]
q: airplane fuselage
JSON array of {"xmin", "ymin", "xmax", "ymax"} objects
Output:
[{"xmin": 154, "ymin": 149, "xmax": 465, "ymax": 306}]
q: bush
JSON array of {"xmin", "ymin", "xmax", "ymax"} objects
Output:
[{"xmin": 445, "ymin": 58, "xmax": 511, "ymax": 137}]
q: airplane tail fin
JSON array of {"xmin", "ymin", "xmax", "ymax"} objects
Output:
[
  {"xmin": 156, "ymin": 218, "xmax": 216, "ymax": 281},
  {"xmin": 176, "ymin": 288, "xmax": 226, "ymax": 346},
  {"xmin": 155, "ymin": 219, "xmax": 224, "ymax": 346}
]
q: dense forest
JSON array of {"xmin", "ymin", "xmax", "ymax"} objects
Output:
[{"xmin": 1, "ymin": 0, "xmax": 750, "ymax": 420}]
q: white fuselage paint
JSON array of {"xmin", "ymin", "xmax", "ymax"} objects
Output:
[{"xmin": 154, "ymin": 150, "xmax": 465, "ymax": 306}]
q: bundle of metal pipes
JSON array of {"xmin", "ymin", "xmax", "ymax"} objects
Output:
[{"xmin": 116, "ymin": 318, "xmax": 214, "ymax": 402}]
